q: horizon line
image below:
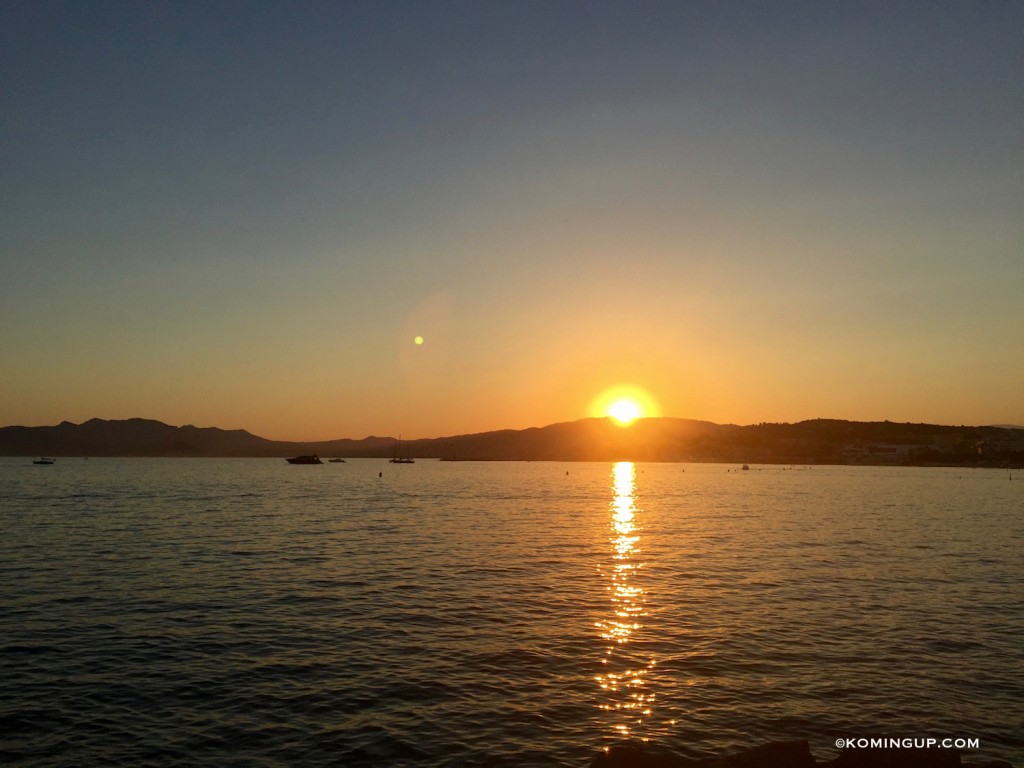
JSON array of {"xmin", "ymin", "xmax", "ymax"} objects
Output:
[{"xmin": 3, "ymin": 414, "xmax": 1022, "ymax": 445}]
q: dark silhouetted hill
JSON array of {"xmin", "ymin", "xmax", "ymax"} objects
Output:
[
  {"xmin": 1, "ymin": 417, "xmax": 1021, "ymax": 465},
  {"xmin": 0, "ymin": 418, "xmax": 280, "ymax": 457}
]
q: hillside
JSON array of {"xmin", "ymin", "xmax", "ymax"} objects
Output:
[{"xmin": 2, "ymin": 417, "xmax": 1023, "ymax": 466}]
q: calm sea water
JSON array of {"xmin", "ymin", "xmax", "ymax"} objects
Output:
[{"xmin": 1, "ymin": 458, "xmax": 1021, "ymax": 766}]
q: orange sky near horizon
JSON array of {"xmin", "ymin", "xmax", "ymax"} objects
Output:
[{"xmin": 2, "ymin": 4, "xmax": 1021, "ymax": 441}]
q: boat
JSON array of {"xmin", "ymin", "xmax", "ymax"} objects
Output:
[
  {"xmin": 33, "ymin": 457, "xmax": 55, "ymax": 465},
  {"xmin": 742, "ymin": 464, "xmax": 750, "ymax": 471},
  {"xmin": 328, "ymin": 458, "xmax": 346, "ymax": 463},
  {"xmin": 389, "ymin": 436, "xmax": 415, "ymax": 464},
  {"xmin": 286, "ymin": 454, "xmax": 322, "ymax": 465}
]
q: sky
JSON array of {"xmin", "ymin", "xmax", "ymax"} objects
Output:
[{"xmin": 2, "ymin": 1, "xmax": 1021, "ymax": 441}]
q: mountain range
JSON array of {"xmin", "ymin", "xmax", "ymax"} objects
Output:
[{"xmin": 2, "ymin": 417, "xmax": 1022, "ymax": 466}]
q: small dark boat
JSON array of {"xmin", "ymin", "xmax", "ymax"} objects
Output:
[
  {"xmin": 286, "ymin": 455, "xmax": 322, "ymax": 465},
  {"xmin": 741, "ymin": 464, "xmax": 750, "ymax": 471},
  {"xmin": 33, "ymin": 457, "xmax": 55, "ymax": 465},
  {"xmin": 328, "ymin": 458, "xmax": 346, "ymax": 463}
]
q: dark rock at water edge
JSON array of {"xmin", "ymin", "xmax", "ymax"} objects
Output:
[
  {"xmin": 829, "ymin": 747, "xmax": 1012, "ymax": 768},
  {"xmin": 591, "ymin": 740, "xmax": 815, "ymax": 768},
  {"xmin": 590, "ymin": 740, "xmax": 1014, "ymax": 768}
]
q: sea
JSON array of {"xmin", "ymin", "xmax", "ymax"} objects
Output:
[{"xmin": 1, "ymin": 458, "xmax": 1021, "ymax": 767}]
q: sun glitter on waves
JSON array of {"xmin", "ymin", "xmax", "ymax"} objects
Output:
[{"xmin": 590, "ymin": 386, "xmax": 660, "ymax": 427}]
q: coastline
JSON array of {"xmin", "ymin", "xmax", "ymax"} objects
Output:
[{"xmin": 2, "ymin": 417, "xmax": 1022, "ymax": 466}]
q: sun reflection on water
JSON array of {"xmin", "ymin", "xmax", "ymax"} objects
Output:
[{"xmin": 595, "ymin": 461, "xmax": 657, "ymax": 741}]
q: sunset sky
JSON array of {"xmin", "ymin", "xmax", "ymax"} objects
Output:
[{"xmin": 3, "ymin": 1, "xmax": 1021, "ymax": 440}]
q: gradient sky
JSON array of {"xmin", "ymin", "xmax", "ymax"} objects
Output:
[{"xmin": 2, "ymin": 1, "xmax": 1021, "ymax": 440}]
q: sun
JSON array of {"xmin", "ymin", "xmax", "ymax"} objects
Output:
[
  {"xmin": 590, "ymin": 385, "xmax": 660, "ymax": 427},
  {"xmin": 608, "ymin": 398, "xmax": 642, "ymax": 426}
]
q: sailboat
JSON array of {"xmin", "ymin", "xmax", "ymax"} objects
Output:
[{"xmin": 390, "ymin": 435, "xmax": 415, "ymax": 464}]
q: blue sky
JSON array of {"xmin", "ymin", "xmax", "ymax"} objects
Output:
[{"xmin": 2, "ymin": 1, "xmax": 1021, "ymax": 439}]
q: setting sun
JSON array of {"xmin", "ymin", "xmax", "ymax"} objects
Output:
[
  {"xmin": 608, "ymin": 398, "xmax": 642, "ymax": 426},
  {"xmin": 590, "ymin": 386, "xmax": 661, "ymax": 427}
]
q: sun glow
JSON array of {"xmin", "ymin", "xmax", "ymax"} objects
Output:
[
  {"xmin": 608, "ymin": 398, "xmax": 642, "ymax": 426},
  {"xmin": 590, "ymin": 386, "xmax": 660, "ymax": 427}
]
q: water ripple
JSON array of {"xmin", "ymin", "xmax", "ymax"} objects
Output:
[{"xmin": 0, "ymin": 459, "xmax": 1020, "ymax": 766}]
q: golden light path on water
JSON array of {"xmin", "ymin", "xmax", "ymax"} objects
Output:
[{"xmin": 595, "ymin": 461, "xmax": 658, "ymax": 741}]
